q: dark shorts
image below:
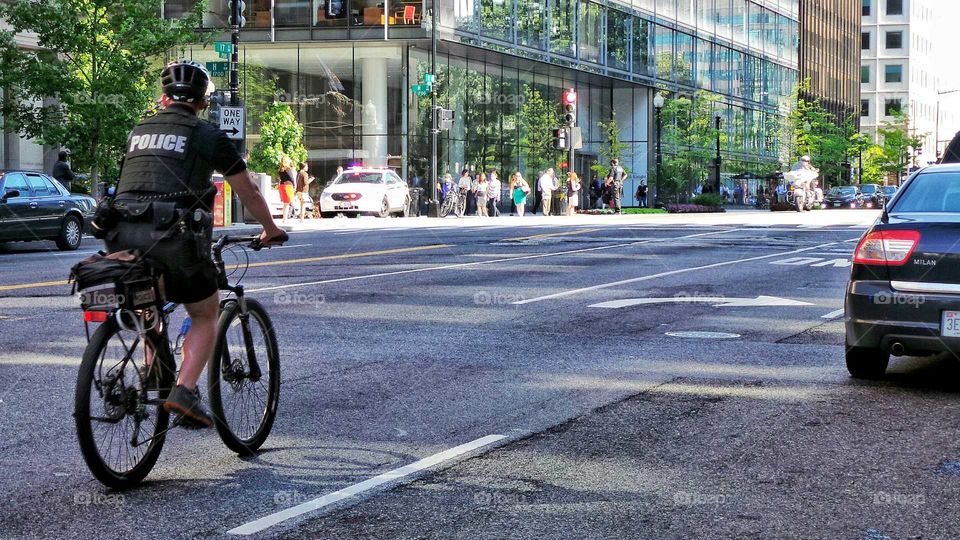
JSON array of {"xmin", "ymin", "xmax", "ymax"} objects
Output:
[{"xmin": 106, "ymin": 197, "xmax": 218, "ymax": 305}]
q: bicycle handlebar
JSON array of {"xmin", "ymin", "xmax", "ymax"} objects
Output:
[{"xmin": 213, "ymin": 231, "xmax": 289, "ymax": 255}]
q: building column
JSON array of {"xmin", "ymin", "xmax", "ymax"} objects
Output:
[{"xmin": 361, "ymin": 56, "xmax": 389, "ymax": 167}]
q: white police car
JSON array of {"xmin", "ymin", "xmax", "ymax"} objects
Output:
[{"xmin": 318, "ymin": 167, "xmax": 410, "ymax": 218}]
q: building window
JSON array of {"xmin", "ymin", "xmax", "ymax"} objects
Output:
[
  {"xmin": 885, "ymin": 98, "xmax": 902, "ymax": 116},
  {"xmin": 885, "ymin": 31, "xmax": 903, "ymax": 49},
  {"xmin": 885, "ymin": 64, "xmax": 903, "ymax": 83},
  {"xmin": 861, "ymin": 99, "xmax": 870, "ymax": 117},
  {"xmin": 887, "ymin": 0, "xmax": 903, "ymax": 15},
  {"xmin": 862, "ymin": 0, "xmax": 870, "ymax": 16},
  {"xmin": 861, "ymin": 65, "xmax": 870, "ymax": 83},
  {"xmin": 862, "ymin": 32, "xmax": 870, "ymax": 50}
]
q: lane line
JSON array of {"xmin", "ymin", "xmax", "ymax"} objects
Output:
[
  {"xmin": 227, "ymin": 434, "xmax": 507, "ymax": 536},
  {"xmin": 247, "ymin": 229, "xmax": 737, "ymax": 293},
  {"xmin": 500, "ymin": 228, "xmax": 600, "ymax": 242},
  {"xmin": 246, "ymin": 244, "xmax": 452, "ymax": 268},
  {"xmin": 513, "ymin": 239, "xmax": 852, "ymax": 305},
  {"xmin": 821, "ymin": 308, "xmax": 845, "ymax": 320},
  {"xmin": 0, "ymin": 279, "xmax": 70, "ymax": 292}
]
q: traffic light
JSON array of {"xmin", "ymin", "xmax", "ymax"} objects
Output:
[
  {"xmin": 553, "ymin": 128, "xmax": 568, "ymax": 150},
  {"xmin": 563, "ymin": 88, "xmax": 577, "ymax": 126},
  {"xmin": 435, "ymin": 107, "xmax": 454, "ymax": 131},
  {"xmin": 230, "ymin": 0, "xmax": 246, "ymax": 27},
  {"xmin": 207, "ymin": 91, "xmax": 226, "ymax": 125},
  {"xmin": 325, "ymin": 0, "xmax": 346, "ymax": 18}
]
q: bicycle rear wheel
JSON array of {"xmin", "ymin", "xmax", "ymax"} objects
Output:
[
  {"xmin": 208, "ymin": 298, "xmax": 280, "ymax": 455},
  {"xmin": 74, "ymin": 319, "xmax": 174, "ymax": 488}
]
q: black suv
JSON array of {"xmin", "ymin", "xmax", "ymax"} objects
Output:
[{"xmin": 0, "ymin": 170, "xmax": 95, "ymax": 250}]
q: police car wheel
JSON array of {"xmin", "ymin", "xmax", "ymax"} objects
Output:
[{"xmin": 56, "ymin": 215, "xmax": 83, "ymax": 251}]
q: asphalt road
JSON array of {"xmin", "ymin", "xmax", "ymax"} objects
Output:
[{"xmin": 1, "ymin": 211, "xmax": 958, "ymax": 539}]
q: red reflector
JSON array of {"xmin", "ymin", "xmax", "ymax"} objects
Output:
[
  {"xmin": 853, "ymin": 230, "xmax": 920, "ymax": 266},
  {"xmin": 84, "ymin": 311, "xmax": 108, "ymax": 323}
]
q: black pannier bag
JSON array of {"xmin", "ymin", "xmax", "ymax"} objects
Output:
[{"xmin": 69, "ymin": 252, "xmax": 160, "ymax": 312}]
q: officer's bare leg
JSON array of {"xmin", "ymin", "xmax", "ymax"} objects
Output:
[{"xmin": 178, "ymin": 292, "xmax": 220, "ymax": 390}]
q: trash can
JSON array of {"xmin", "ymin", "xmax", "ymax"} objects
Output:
[{"xmin": 408, "ymin": 187, "xmax": 423, "ymax": 217}]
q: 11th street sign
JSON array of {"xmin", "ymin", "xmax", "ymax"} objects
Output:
[{"xmin": 219, "ymin": 106, "xmax": 245, "ymax": 140}]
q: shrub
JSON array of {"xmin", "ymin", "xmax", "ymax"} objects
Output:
[
  {"xmin": 690, "ymin": 193, "xmax": 724, "ymax": 207},
  {"xmin": 666, "ymin": 204, "xmax": 725, "ymax": 214},
  {"xmin": 623, "ymin": 208, "xmax": 668, "ymax": 214}
]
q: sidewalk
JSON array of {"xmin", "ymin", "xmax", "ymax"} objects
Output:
[{"xmin": 214, "ymin": 208, "xmax": 881, "ymax": 236}]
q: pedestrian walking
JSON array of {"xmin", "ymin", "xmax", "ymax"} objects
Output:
[
  {"xmin": 609, "ymin": 158, "xmax": 627, "ymax": 213},
  {"xmin": 635, "ymin": 180, "xmax": 648, "ymax": 208},
  {"xmin": 487, "ymin": 170, "xmax": 501, "ymax": 217},
  {"xmin": 511, "ymin": 172, "xmax": 530, "ymax": 217},
  {"xmin": 539, "ymin": 168, "xmax": 556, "ymax": 215},
  {"xmin": 278, "ymin": 156, "xmax": 297, "ymax": 224},
  {"xmin": 458, "ymin": 169, "xmax": 473, "ymax": 214},
  {"xmin": 566, "ymin": 172, "xmax": 581, "ymax": 216},
  {"xmin": 51, "ymin": 151, "xmax": 76, "ymax": 192},
  {"xmin": 295, "ymin": 161, "xmax": 314, "ymax": 222},
  {"xmin": 476, "ymin": 173, "xmax": 489, "ymax": 217}
]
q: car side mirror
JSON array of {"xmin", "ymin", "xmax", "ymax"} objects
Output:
[{"xmin": 1, "ymin": 189, "xmax": 20, "ymax": 202}]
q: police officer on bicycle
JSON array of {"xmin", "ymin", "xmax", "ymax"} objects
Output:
[{"xmin": 103, "ymin": 60, "xmax": 286, "ymax": 428}]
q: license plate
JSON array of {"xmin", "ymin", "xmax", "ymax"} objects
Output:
[
  {"xmin": 942, "ymin": 311, "xmax": 960, "ymax": 337},
  {"xmin": 833, "ymin": 203, "xmax": 841, "ymax": 208},
  {"xmin": 335, "ymin": 205, "xmax": 356, "ymax": 210}
]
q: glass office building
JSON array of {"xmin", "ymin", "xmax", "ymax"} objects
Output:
[
  {"xmin": 798, "ymin": 0, "xmax": 860, "ymax": 124},
  {"xmin": 166, "ymin": 0, "xmax": 800, "ymax": 203}
]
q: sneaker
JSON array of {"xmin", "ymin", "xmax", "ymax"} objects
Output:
[{"xmin": 164, "ymin": 385, "xmax": 214, "ymax": 429}]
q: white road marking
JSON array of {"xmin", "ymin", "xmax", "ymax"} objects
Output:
[
  {"xmin": 227, "ymin": 434, "xmax": 507, "ymax": 536},
  {"xmin": 821, "ymin": 308, "xmax": 845, "ymax": 320},
  {"xmin": 513, "ymin": 240, "xmax": 848, "ymax": 305},
  {"xmin": 590, "ymin": 295, "xmax": 815, "ymax": 309},
  {"xmin": 810, "ymin": 258, "xmax": 851, "ymax": 268},
  {"xmin": 770, "ymin": 256, "xmax": 825, "ymax": 266},
  {"xmin": 247, "ymin": 230, "xmax": 737, "ymax": 293}
]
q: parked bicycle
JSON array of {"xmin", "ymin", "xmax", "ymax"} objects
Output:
[
  {"xmin": 73, "ymin": 235, "xmax": 282, "ymax": 488},
  {"xmin": 439, "ymin": 186, "xmax": 466, "ymax": 218}
]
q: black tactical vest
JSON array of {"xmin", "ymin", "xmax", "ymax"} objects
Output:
[{"xmin": 116, "ymin": 107, "xmax": 215, "ymax": 204}]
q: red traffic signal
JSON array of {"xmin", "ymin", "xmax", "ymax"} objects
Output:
[{"xmin": 563, "ymin": 88, "xmax": 577, "ymax": 106}]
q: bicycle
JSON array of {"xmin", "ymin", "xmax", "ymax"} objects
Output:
[
  {"xmin": 439, "ymin": 186, "xmax": 466, "ymax": 218},
  {"xmin": 74, "ymin": 235, "xmax": 282, "ymax": 488}
]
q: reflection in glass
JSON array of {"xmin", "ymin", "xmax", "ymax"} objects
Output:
[
  {"xmin": 481, "ymin": 0, "xmax": 513, "ymax": 41},
  {"xmin": 578, "ymin": 0, "xmax": 602, "ymax": 63},
  {"xmin": 675, "ymin": 32, "xmax": 694, "ymax": 86},
  {"xmin": 549, "ymin": 0, "xmax": 577, "ymax": 57},
  {"xmin": 633, "ymin": 18, "xmax": 653, "ymax": 76},
  {"xmin": 654, "ymin": 26, "xmax": 674, "ymax": 80},
  {"xmin": 517, "ymin": 0, "xmax": 545, "ymax": 48},
  {"xmin": 607, "ymin": 9, "xmax": 630, "ymax": 71}
]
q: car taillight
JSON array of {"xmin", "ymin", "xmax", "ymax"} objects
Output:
[
  {"xmin": 84, "ymin": 311, "xmax": 108, "ymax": 323},
  {"xmin": 853, "ymin": 230, "xmax": 920, "ymax": 266}
]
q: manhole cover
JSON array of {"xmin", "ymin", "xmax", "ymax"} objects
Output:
[{"xmin": 665, "ymin": 331, "xmax": 741, "ymax": 339}]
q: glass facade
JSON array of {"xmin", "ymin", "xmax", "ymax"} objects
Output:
[
  {"xmin": 166, "ymin": 0, "xmax": 804, "ymax": 201},
  {"xmin": 799, "ymin": 0, "xmax": 861, "ymax": 123}
]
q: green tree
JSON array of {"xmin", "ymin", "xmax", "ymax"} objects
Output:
[
  {"xmin": 591, "ymin": 114, "xmax": 630, "ymax": 180},
  {"xmin": 0, "ymin": 0, "xmax": 204, "ymax": 187},
  {"xmin": 659, "ymin": 90, "xmax": 726, "ymax": 202},
  {"xmin": 249, "ymin": 103, "xmax": 307, "ymax": 178},
  {"xmin": 211, "ymin": 62, "xmax": 279, "ymax": 136},
  {"xmin": 875, "ymin": 112, "xmax": 925, "ymax": 181},
  {"xmin": 785, "ymin": 80, "xmax": 859, "ymax": 186},
  {"xmin": 518, "ymin": 84, "xmax": 561, "ymax": 175}
]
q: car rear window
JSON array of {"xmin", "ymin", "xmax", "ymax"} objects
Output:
[
  {"xmin": 860, "ymin": 184, "xmax": 877, "ymax": 194},
  {"xmin": 893, "ymin": 172, "xmax": 960, "ymax": 213},
  {"xmin": 830, "ymin": 187, "xmax": 856, "ymax": 196},
  {"xmin": 334, "ymin": 173, "xmax": 383, "ymax": 185}
]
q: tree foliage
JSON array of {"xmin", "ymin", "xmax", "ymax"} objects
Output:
[
  {"xmin": 658, "ymin": 90, "xmax": 726, "ymax": 202},
  {"xmin": 875, "ymin": 113, "xmax": 924, "ymax": 179},
  {"xmin": 0, "ymin": 0, "xmax": 204, "ymax": 185},
  {"xmin": 592, "ymin": 115, "xmax": 630, "ymax": 180},
  {"xmin": 518, "ymin": 84, "xmax": 561, "ymax": 175},
  {"xmin": 249, "ymin": 102, "xmax": 307, "ymax": 178}
]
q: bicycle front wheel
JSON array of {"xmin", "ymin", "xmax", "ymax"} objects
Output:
[
  {"xmin": 75, "ymin": 319, "xmax": 174, "ymax": 488},
  {"xmin": 208, "ymin": 298, "xmax": 280, "ymax": 455}
]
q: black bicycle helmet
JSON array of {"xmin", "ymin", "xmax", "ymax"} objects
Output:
[{"xmin": 161, "ymin": 60, "xmax": 212, "ymax": 103}]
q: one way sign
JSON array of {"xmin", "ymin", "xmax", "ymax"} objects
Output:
[{"xmin": 219, "ymin": 106, "xmax": 245, "ymax": 140}]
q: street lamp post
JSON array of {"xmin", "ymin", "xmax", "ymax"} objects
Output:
[{"xmin": 653, "ymin": 93, "xmax": 664, "ymax": 207}]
